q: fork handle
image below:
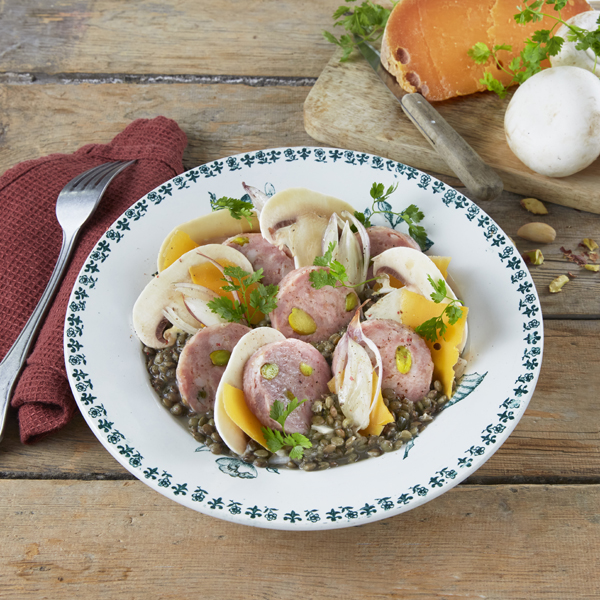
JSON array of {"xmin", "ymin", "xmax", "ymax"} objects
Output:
[{"xmin": 0, "ymin": 229, "xmax": 78, "ymax": 442}]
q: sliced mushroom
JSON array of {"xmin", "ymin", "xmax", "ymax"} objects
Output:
[
  {"xmin": 372, "ymin": 247, "xmax": 457, "ymax": 300},
  {"xmin": 132, "ymin": 244, "xmax": 253, "ymax": 349},
  {"xmin": 259, "ymin": 188, "xmax": 355, "ymax": 268},
  {"xmin": 214, "ymin": 327, "xmax": 286, "ymax": 455}
]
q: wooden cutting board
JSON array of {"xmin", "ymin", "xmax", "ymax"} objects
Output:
[{"xmin": 304, "ymin": 48, "xmax": 600, "ymax": 214}]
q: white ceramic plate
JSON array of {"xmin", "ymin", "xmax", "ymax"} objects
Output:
[{"xmin": 64, "ymin": 147, "xmax": 543, "ymax": 530}]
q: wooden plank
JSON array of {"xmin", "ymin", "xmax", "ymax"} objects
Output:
[
  {"xmin": 2, "ymin": 321, "xmax": 598, "ymax": 482},
  {"xmin": 0, "ymin": 83, "xmax": 315, "ymax": 173},
  {"xmin": 0, "ymin": 0, "xmax": 343, "ymax": 77},
  {"xmin": 304, "ymin": 48, "xmax": 600, "ymax": 213},
  {"xmin": 0, "ymin": 480, "xmax": 598, "ymax": 598},
  {"xmin": 0, "ymin": 83, "xmax": 598, "ymax": 316}
]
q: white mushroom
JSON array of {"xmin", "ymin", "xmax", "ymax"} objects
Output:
[
  {"xmin": 550, "ymin": 11, "xmax": 600, "ymax": 77},
  {"xmin": 504, "ymin": 66, "xmax": 600, "ymax": 178},
  {"xmin": 370, "ymin": 248, "xmax": 467, "ymax": 352},
  {"xmin": 372, "ymin": 247, "xmax": 457, "ymax": 299},
  {"xmin": 259, "ymin": 188, "xmax": 355, "ymax": 268},
  {"xmin": 214, "ymin": 327, "xmax": 286, "ymax": 455},
  {"xmin": 132, "ymin": 244, "xmax": 253, "ymax": 349}
]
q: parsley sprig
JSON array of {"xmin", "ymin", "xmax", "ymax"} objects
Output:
[
  {"xmin": 355, "ymin": 183, "xmax": 428, "ymax": 250},
  {"xmin": 261, "ymin": 397, "xmax": 312, "ymax": 459},
  {"xmin": 207, "ymin": 266, "xmax": 278, "ymax": 326},
  {"xmin": 211, "ymin": 196, "xmax": 255, "ymax": 228},
  {"xmin": 309, "ymin": 242, "xmax": 380, "ymax": 290},
  {"xmin": 414, "ymin": 276, "xmax": 465, "ymax": 342},
  {"xmin": 469, "ymin": 0, "xmax": 600, "ymax": 98},
  {"xmin": 323, "ymin": 0, "xmax": 398, "ymax": 61}
]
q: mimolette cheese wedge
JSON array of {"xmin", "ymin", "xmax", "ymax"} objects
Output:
[{"xmin": 381, "ymin": 0, "xmax": 591, "ymax": 101}]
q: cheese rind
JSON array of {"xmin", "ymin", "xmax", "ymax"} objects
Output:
[{"xmin": 381, "ymin": 0, "xmax": 591, "ymax": 101}]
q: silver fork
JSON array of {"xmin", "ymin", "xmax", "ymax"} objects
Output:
[{"xmin": 0, "ymin": 160, "xmax": 135, "ymax": 442}]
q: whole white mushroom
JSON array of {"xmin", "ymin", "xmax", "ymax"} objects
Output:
[
  {"xmin": 504, "ymin": 66, "xmax": 600, "ymax": 178},
  {"xmin": 550, "ymin": 11, "xmax": 600, "ymax": 77}
]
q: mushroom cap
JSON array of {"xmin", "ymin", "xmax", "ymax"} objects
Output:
[
  {"xmin": 550, "ymin": 11, "xmax": 600, "ymax": 77},
  {"xmin": 214, "ymin": 327, "xmax": 286, "ymax": 455},
  {"xmin": 132, "ymin": 244, "xmax": 253, "ymax": 349},
  {"xmin": 372, "ymin": 247, "xmax": 456, "ymax": 299},
  {"xmin": 258, "ymin": 188, "xmax": 356, "ymax": 267},
  {"xmin": 504, "ymin": 66, "xmax": 600, "ymax": 178},
  {"xmin": 157, "ymin": 209, "xmax": 259, "ymax": 272}
]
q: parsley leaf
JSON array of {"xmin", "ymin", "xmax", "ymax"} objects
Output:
[
  {"xmin": 471, "ymin": 0, "xmax": 600, "ymax": 97},
  {"xmin": 308, "ymin": 268, "xmax": 338, "ymax": 290},
  {"xmin": 353, "ymin": 210, "xmax": 372, "ymax": 229},
  {"xmin": 261, "ymin": 397, "xmax": 312, "ymax": 459},
  {"xmin": 414, "ymin": 276, "xmax": 465, "ymax": 342},
  {"xmin": 367, "ymin": 183, "xmax": 430, "ymax": 250},
  {"xmin": 206, "ymin": 265, "xmax": 278, "ymax": 326},
  {"xmin": 211, "ymin": 196, "xmax": 255, "ymax": 228},
  {"xmin": 324, "ymin": 0, "xmax": 398, "ymax": 62},
  {"xmin": 206, "ymin": 296, "xmax": 246, "ymax": 324},
  {"xmin": 313, "ymin": 241, "xmax": 335, "ymax": 267}
]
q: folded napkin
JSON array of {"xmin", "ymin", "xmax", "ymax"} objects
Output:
[{"xmin": 0, "ymin": 116, "xmax": 187, "ymax": 443}]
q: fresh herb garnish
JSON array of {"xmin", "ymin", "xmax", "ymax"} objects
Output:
[
  {"xmin": 211, "ymin": 196, "xmax": 255, "ymax": 228},
  {"xmin": 469, "ymin": 0, "xmax": 600, "ymax": 98},
  {"xmin": 323, "ymin": 0, "xmax": 398, "ymax": 61},
  {"xmin": 261, "ymin": 397, "xmax": 312, "ymax": 459},
  {"xmin": 357, "ymin": 182, "xmax": 428, "ymax": 250},
  {"xmin": 310, "ymin": 242, "xmax": 352, "ymax": 289},
  {"xmin": 415, "ymin": 276, "xmax": 465, "ymax": 342},
  {"xmin": 309, "ymin": 241, "xmax": 381, "ymax": 291},
  {"xmin": 207, "ymin": 266, "xmax": 278, "ymax": 326}
]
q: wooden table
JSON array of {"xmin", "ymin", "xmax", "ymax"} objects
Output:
[{"xmin": 1, "ymin": 2, "xmax": 599, "ymax": 598}]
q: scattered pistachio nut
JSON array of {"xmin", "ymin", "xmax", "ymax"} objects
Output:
[
  {"xmin": 299, "ymin": 362, "xmax": 313, "ymax": 376},
  {"xmin": 209, "ymin": 349, "xmax": 231, "ymax": 366},
  {"xmin": 523, "ymin": 249, "xmax": 544, "ymax": 265},
  {"xmin": 288, "ymin": 307, "xmax": 317, "ymax": 335},
  {"xmin": 395, "ymin": 345, "xmax": 412, "ymax": 374},
  {"xmin": 520, "ymin": 197, "xmax": 548, "ymax": 215},
  {"xmin": 517, "ymin": 222, "xmax": 556, "ymax": 244},
  {"xmin": 345, "ymin": 292, "xmax": 358, "ymax": 312},
  {"xmin": 582, "ymin": 238, "xmax": 599, "ymax": 252},
  {"xmin": 261, "ymin": 362, "xmax": 279, "ymax": 380},
  {"xmin": 549, "ymin": 274, "xmax": 570, "ymax": 293},
  {"xmin": 584, "ymin": 264, "xmax": 600, "ymax": 272}
]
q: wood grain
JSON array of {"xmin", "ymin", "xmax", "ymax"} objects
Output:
[
  {"xmin": 0, "ymin": 0, "xmax": 343, "ymax": 77},
  {"xmin": 1, "ymin": 83, "xmax": 598, "ymax": 317},
  {"xmin": 2, "ymin": 321, "xmax": 598, "ymax": 482},
  {"xmin": 1, "ymin": 480, "xmax": 598, "ymax": 599},
  {"xmin": 304, "ymin": 48, "xmax": 600, "ymax": 214}
]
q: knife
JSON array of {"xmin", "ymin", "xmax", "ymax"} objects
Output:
[{"xmin": 355, "ymin": 37, "xmax": 504, "ymax": 202}]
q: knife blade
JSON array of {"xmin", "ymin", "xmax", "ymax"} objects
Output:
[{"xmin": 355, "ymin": 37, "xmax": 503, "ymax": 202}]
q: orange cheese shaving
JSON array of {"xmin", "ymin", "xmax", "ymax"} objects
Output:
[
  {"xmin": 398, "ymin": 289, "xmax": 468, "ymax": 398},
  {"xmin": 222, "ymin": 383, "xmax": 269, "ymax": 449},
  {"xmin": 428, "ymin": 256, "xmax": 451, "ymax": 280},
  {"xmin": 361, "ymin": 372, "xmax": 394, "ymax": 437},
  {"xmin": 161, "ymin": 230, "xmax": 198, "ymax": 270}
]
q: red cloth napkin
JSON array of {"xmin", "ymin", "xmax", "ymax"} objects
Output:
[{"xmin": 0, "ymin": 117, "xmax": 187, "ymax": 443}]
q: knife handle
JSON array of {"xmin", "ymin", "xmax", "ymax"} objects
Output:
[{"xmin": 400, "ymin": 94, "xmax": 503, "ymax": 201}]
